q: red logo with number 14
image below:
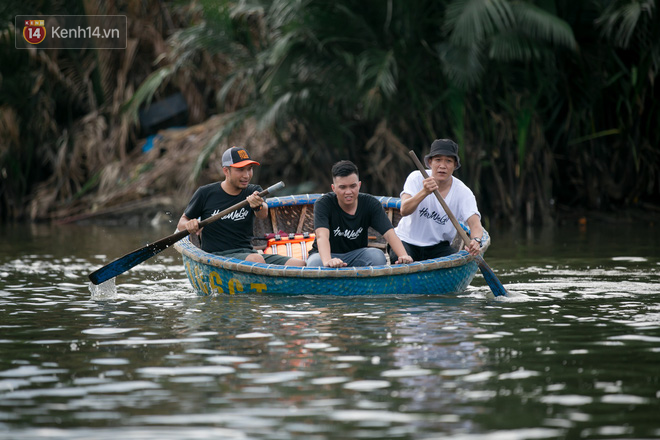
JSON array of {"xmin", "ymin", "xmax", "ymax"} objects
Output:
[{"xmin": 23, "ymin": 20, "xmax": 46, "ymax": 44}]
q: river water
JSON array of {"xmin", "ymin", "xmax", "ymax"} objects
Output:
[{"xmin": 1, "ymin": 220, "xmax": 659, "ymax": 439}]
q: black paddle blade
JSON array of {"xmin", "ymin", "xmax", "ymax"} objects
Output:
[
  {"xmin": 476, "ymin": 256, "xmax": 508, "ymax": 297},
  {"xmin": 88, "ymin": 230, "xmax": 187, "ymax": 285}
]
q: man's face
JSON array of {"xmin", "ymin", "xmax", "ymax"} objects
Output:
[
  {"xmin": 429, "ymin": 155, "xmax": 456, "ymax": 182},
  {"xmin": 224, "ymin": 165, "xmax": 254, "ymax": 189},
  {"xmin": 331, "ymin": 173, "xmax": 360, "ymax": 207}
]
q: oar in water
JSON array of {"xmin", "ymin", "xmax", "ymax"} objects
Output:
[
  {"xmin": 408, "ymin": 151, "xmax": 507, "ymax": 297},
  {"xmin": 88, "ymin": 181, "xmax": 285, "ymax": 285}
]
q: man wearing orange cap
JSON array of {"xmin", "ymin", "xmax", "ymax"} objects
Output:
[{"xmin": 177, "ymin": 147, "xmax": 305, "ymax": 266}]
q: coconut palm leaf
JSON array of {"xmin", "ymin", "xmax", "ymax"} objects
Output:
[
  {"xmin": 435, "ymin": 42, "xmax": 485, "ymax": 89},
  {"xmin": 356, "ymin": 49, "xmax": 398, "ymax": 118},
  {"xmin": 512, "ymin": 2, "xmax": 577, "ymax": 49},
  {"xmin": 444, "ymin": 0, "xmax": 515, "ymax": 46},
  {"xmin": 596, "ymin": 0, "xmax": 654, "ymax": 48},
  {"xmin": 123, "ymin": 66, "xmax": 175, "ymax": 123},
  {"xmin": 442, "ymin": 0, "xmax": 576, "ymax": 88},
  {"xmin": 489, "ymin": 32, "xmax": 542, "ymax": 61}
]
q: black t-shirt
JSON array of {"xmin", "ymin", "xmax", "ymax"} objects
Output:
[
  {"xmin": 184, "ymin": 182, "xmax": 262, "ymax": 253},
  {"xmin": 311, "ymin": 193, "xmax": 393, "ymax": 254}
]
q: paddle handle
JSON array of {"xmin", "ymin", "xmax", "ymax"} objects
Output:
[
  {"xmin": 408, "ymin": 151, "xmax": 472, "ymax": 247},
  {"xmin": 197, "ymin": 181, "xmax": 285, "ymax": 229}
]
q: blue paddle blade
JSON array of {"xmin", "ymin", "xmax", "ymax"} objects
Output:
[
  {"xmin": 88, "ymin": 229, "xmax": 189, "ymax": 285},
  {"xmin": 88, "ymin": 242, "xmax": 168, "ymax": 285},
  {"xmin": 476, "ymin": 256, "xmax": 508, "ymax": 297}
]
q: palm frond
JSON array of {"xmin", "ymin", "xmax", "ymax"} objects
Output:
[
  {"xmin": 445, "ymin": 0, "xmax": 515, "ymax": 46},
  {"xmin": 512, "ymin": 2, "xmax": 577, "ymax": 50},
  {"xmin": 256, "ymin": 91, "xmax": 296, "ymax": 130},
  {"xmin": 267, "ymin": 0, "xmax": 307, "ymax": 32},
  {"xmin": 489, "ymin": 32, "xmax": 542, "ymax": 61},
  {"xmin": 260, "ymin": 32, "xmax": 299, "ymax": 96},
  {"xmin": 122, "ymin": 65, "xmax": 174, "ymax": 123},
  {"xmin": 217, "ymin": 70, "xmax": 256, "ymax": 109},
  {"xmin": 169, "ymin": 22, "xmax": 247, "ymax": 66},
  {"xmin": 595, "ymin": 0, "xmax": 652, "ymax": 48},
  {"xmin": 357, "ymin": 49, "xmax": 398, "ymax": 117},
  {"xmin": 436, "ymin": 42, "xmax": 484, "ymax": 89}
]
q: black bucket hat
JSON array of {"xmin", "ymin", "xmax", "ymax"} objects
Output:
[{"xmin": 423, "ymin": 139, "xmax": 461, "ymax": 170}]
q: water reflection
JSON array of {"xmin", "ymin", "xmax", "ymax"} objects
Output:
[{"xmin": 1, "ymin": 222, "xmax": 659, "ymax": 439}]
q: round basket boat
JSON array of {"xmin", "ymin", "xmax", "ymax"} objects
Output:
[{"xmin": 173, "ymin": 194, "xmax": 490, "ymax": 296}]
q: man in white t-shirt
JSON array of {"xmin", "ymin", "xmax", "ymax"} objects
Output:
[{"xmin": 392, "ymin": 139, "xmax": 484, "ymax": 262}]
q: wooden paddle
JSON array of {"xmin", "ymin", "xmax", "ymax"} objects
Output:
[
  {"xmin": 88, "ymin": 181, "xmax": 285, "ymax": 285},
  {"xmin": 408, "ymin": 151, "xmax": 507, "ymax": 297}
]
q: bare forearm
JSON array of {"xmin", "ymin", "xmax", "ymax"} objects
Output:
[
  {"xmin": 401, "ymin": 176, "xmax": 439, "ymax": 216},
  {"xmin": 315, "ymin": 228, "xmax": 332, "ymax": 265},
  {"xmin": 465, "ymin": 214, "xmax": 484, "ymax": 256},
  {"xmin": 254, "ymin": 203, "xmax": 268, "ymax": 219},
  {"xmin": 383, "ymin": 230, "xmax": 413, "ymax": 264},
  {"xmin": 400, "ymin": 191, "xmax": 427, "ymax": 216},
  {"xmin": 467, "ymin": 215, "xmax": 483, "ymax": 239},
  {"xmin": 177, "ymin": 214, "xmax": 200, "ymax": 235},
  {"xmin": 247, "ymin": 191, "xmax": 268, "ymax": 219},
  {"xmin": 177, "ymin": 215, "xmax": 190, "ymax": 232}
]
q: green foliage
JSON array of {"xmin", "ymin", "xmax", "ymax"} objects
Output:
[
  {"xmin": 123, "ymin": 66, "xmax": 175, "ymax": 123},
  {"xmin": 2, "ymin": 0, "xmax": 659, "ymax": 223},
  {"xmin": 88, "ymin": 0, "xmax": 660, "ymax": 223},
  {"xmin": 210, "ymin": 0, "xmax": 586, "ymax": 221}
]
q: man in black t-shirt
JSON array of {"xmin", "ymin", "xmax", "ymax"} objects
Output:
[
  {"xmin": 307, "ymin": 160, "xmax": 413, "ymax": 268},
  {"xmin": 177, "ymin": 147, "xmax": 305, "ymax": 266}
]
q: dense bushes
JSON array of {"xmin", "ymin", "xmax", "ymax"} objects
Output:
[{"xmin": 1, "ymin": 0, "xmax": 658, "ymax": 225}]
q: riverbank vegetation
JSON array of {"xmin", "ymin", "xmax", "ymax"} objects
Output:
[{"xmin": 1, "ymin": 0, "xmax": 658, "ymax": 226}]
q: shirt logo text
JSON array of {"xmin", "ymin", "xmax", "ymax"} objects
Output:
[
  {"xmin": 333, "ymin": 226, "xmax": 363, "ymax": 240},
  {"xmin": 419, "ymin": 207, "xmax": 448, "ymax": 225},
  {"xmin": 217, "ymin": 207, "xmax": 250, "ymax": 221}
]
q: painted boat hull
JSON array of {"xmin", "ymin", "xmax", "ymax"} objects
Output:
[{"xmin": 174, "ymin": 194, "xmax": 488, "ymax": 296}]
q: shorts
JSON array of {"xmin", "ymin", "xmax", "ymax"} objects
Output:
[
  {"xmin": 388, "ymin": 240, "xmax": 453, "ymax": 262},
  {"xmin": 213, "ymin": 248, "xmax": 292, "ymax": 266}
]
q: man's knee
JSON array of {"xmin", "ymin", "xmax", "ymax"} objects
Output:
[
  {"xmin": 306, "ymin": 253, "xmax": 323, "ymax": 267},
  {"xmin": 363, "ymin": 247, "xmax": 387, "ymax": 266},
  {"xmin": 245, "ymin": 253, "xmax": 265, "ymax": 264},
  {"xmin": 285, "ymin": 258, "xmax": 306, "ymax": 267}
]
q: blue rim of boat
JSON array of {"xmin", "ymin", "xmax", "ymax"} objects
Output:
[{"xmin": 173, "ymin": 194, "xmax": 490, "ymax": 279}]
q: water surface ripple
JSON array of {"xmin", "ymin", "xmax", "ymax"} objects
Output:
[{"xmin": 1, "ymin": 223, "xmax": 659, "ymax": 439}]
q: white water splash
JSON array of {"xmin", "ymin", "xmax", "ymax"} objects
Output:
[{"xmin": 88, "ymin": 279, "xmax": 117, "ymax": 299}]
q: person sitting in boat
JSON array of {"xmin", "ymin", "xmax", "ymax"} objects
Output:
[
  {"xmin": 177, "ymin": 146, "xmax": 306, "ymax": 267},
  {"xmin": 306, "ymin": 160, "xmax": 413, "ymax": 268},
  {"xmin": 391, "ymin": 139, "xmax": 484, "ymax": 263}
]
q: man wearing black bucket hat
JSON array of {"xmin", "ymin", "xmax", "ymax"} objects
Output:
[
  {"xmin": 391, "ymin": 139, "xmax": 484, "ymax": 262},
  {"xmin": 177, "ymin": 146, "xmax": 305, "ymax": 266}
]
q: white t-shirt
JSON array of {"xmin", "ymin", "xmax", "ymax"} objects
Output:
[{"xmin": 394, "ymin": 171, "xmax": 480, "ymax": 247}]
